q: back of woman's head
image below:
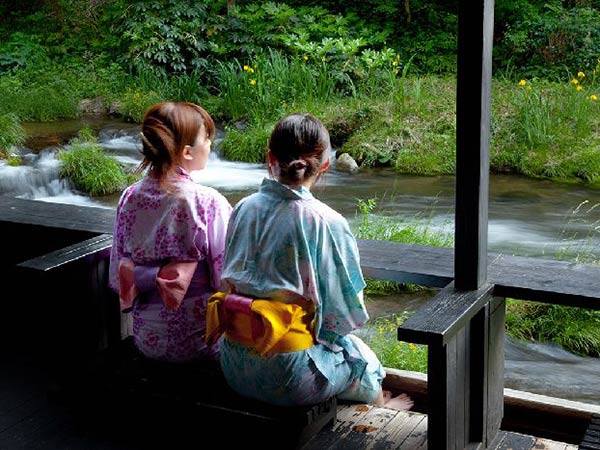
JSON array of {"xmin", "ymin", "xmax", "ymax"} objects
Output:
[
  {"xmin": 268, "ymin": 113, "xmax": 331, "ymax": 184},
  {"xmin": 138, "ymin": 102, "xmax": 215, "ymax": 179}
]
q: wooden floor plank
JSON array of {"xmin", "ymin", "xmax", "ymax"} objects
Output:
[
  {"xmin": 494, "ymin": 431, "xmax": 535, "ymax": 449},
  {"xmin": 367, "ymin": 410, "xmax": 426, "ymax": 450},
  {"xmin": 392, "ymin": 414, "xmax": 427, "ymax": 450},
  {"xmin": 331, "ymin": 405, "xmax": 399, "ymax": 450},
  {"xmin": 302, "ymin": 403, "xmax": 376, "ymax": 449}
]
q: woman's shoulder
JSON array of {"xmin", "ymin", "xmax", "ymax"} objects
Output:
[
  {"xmin": 305, "ymin": 197, "xmax": 348, "ymax": 227},
  {"xmin": 182, "ymin": 182, "xmax": 231, "ymax": 207}
]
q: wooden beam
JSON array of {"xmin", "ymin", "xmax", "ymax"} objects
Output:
[
  {"xmin": 398, "ymin": 283, "xmax": 495, "ymax": 346},
  {"xmin": 454, "ymin": 0, "xmax": 495, "ymax": 290}
]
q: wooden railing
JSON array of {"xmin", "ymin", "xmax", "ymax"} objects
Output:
[{"xmin": 3, "ymin": 196, "xmax": 600, "ymax": 448}]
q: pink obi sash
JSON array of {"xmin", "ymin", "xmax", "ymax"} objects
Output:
[{"xmin": 118, "ymin": 258, "xmax": 198, "ymax": 312}]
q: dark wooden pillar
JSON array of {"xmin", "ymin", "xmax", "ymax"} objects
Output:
[{"xmin": 454, "ymin": 0, "xmax": 494, "ymax": 290}]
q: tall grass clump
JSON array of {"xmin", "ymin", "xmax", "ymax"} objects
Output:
[
  {"xmin": 219, "ymin": 124, "xmax": 271, "ymax": 163},
  {"xmin": 506, "ymin": 300, "xmax": 600, "ymax": 357},
  {"xmin": 342, "ymin": 76, "xmax": 457, "ymax": 173},
  {"xmin": 58, "ymin": 130, "xmax": 129, "ymax": 196},
  {"xmin": 553, "ymin": 200, "xmax": 600, "ymax": 263},
  {"xmin": 491, "ymin": 73, "xmax": 600, "ymax": 184},
  {"xmin": 214, "ymin": 49, "xmax": 338, "ymax": 124},
  {"xmin": 0, "ymin": 113, "xmax": 25, "ymax": 158},
  {"xmin": 359, "ymin": 313, "xmax": 428, "ymax": 372}
]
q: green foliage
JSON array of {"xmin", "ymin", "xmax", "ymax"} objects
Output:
[
  {"xmin": 0, "ymin": 113, "xmax": 25, "ymax": 153},
  {"xmin": 506, "ymin": 299, "xmax": 600, "ymax": 357},
  {"xmin": 502, "ymin": 3, "xmax": 600, "ymax": 79},
  {"xmin": 0, "ymin": 65, "xmax": 78, "ymax": 121},
  {"xmin": 70, "ymin": 126, "xmax": 97, "ymax": 145},
  {"xmin": 6, "ymin": 155, "xmax": 22, "ymax": 166},
  {"xmin": 359, "ymin": 313, "xmax": 428, "ymax": 372},
  {"xmin": 214, "ymin": 49, "xmax": 338, "ymax": 124},
  {"xmin": 115, "ymin": 1, "xmax": 214, "ymax": 75},
  {"xmin": 491, "ymin": 76, "xmax": 600, "ymax": 184},
  {"xmin": 220, "ymin": 124, "xmax": 271, "ymax": 163},
  {"xmin": 341, "ymin": 76, "xmax": 456, "ymax": 174},
  {"xmin": 0, "ymin": 32, "xmax": 47, "ymax": 72},
  {"xmin": 58, "ymin": 142, "xmax": 128, "ymax": 196},
  {"xmin": 118, "ymin": 88, "xmax": 165, "ymax": 123}
]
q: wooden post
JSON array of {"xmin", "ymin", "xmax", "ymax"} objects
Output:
[{"xmin": 454, "ymin": 0, "xmax": 494, "ymax": 290}]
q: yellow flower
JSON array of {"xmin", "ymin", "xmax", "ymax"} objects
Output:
[
  {"xmin": 571, "ymin": 78, "xmax": 579, "ymax": 85},
  {"xmin": 248, "ymin": 67, "xmax": 254, "ymax": 73},
  {"xmin": 392, "ymin": 60, "xmax": 398, "ymax": 66},
  {"xmin": 409, "ymin": 343, "xmax": 417, "ymax": 352},
  {"xmin": 576, "ymin": 85, "xmax": 583, "ymax": 91},
  {"xmin": 249, "ymin": 79, "xmax": 256, "ymax": 86},
  {"xmin": 526, "ymin": 85, "xmax": 532, "ymax": 90},
  {"xmin": 243, "ymin": 65, "xmax": 250, "ymax": 72},
  {"xmin": 591, "ymin": 94, "xmax": 598, "ymax": 101},
  {"xmin": 303, "ymin": 55, "xmax": 309, "ymax": 61},
  {"xmin": 578, "ymin": 71, "xmax": 585, "ymax": 78},
  {"xmin": 518, "ymin": 79, "xmax": 527, "ymax": 86}
]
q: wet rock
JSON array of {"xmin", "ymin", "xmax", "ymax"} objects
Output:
[
  {"xmin": 335, "ymin": 152, "xmax": 359, "ymax": 173},
  {"xmin": 78, "ymin": 97, "xmax": 106, "ymax": 115}
]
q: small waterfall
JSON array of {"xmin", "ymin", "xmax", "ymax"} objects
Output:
[{"xmin": 0, "ymin": 149, "xmax": 71, "ymax": 199}]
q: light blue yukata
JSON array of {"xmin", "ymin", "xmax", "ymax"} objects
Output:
[{"xmin": 219, "ymin": 177, "xmax": 385, "ymax": 406}]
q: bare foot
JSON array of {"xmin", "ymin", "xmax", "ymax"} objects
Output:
[{"xmin": 383, "ymin": 392, "xmax": 414, "ymax": 411}]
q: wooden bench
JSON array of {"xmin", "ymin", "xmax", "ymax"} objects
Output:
[{"xmin": 16, "ymin": 234, "xmax": 337, "ymax": 450}]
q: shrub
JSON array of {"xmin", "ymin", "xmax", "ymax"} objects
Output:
[
  {"xmin": 220, "ymin": 124, "xmax": 271, "ymax": 163},
  {"xmin": 0, "ymin": 113, "xmax": 25, "ymax": 155},
  {"xmin": 58, "ymin": 143, "xmax": 128, "ymax": 196}
]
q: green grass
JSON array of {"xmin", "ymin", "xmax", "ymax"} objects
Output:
[
  {"xmin": 359, "ymin": 313, "xmax": 428, "ymax": 373},
  {"xmin": 58, "ymin": 142, "xmax": 129, "ymax": 196},
  {"xmin": 0, "ymin": 113, "xmax": 25, "ymax": 156},
  {"xmin": 353, "ymin": 197, "xmax": 453, "ymax": 295},
  {"xmin": 506, "ymin": 300, "xmax": 600, "ymax": 357}
]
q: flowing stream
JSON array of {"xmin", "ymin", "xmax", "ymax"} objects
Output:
[{"xmin": 3, "ymin": 116, "xmax": 599, "ymax": 406}]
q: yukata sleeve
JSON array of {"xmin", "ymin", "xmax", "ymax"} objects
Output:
[
  {"xmin": 108, "ymin": 191, "xmax": 129, "ymax": 293},
  {"xmin": 315, "ymin": 216, "xmax": 369, "ymax": 345},
  {"xmin": 204, "ymin": 193, "xmax": 233, "ymax": 291}
]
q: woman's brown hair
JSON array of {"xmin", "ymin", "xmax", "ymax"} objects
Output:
[
  {"xmin": 136, "ymin": 102, "xmax": 215, "ymax": 180},
  {"xmin": 268, "ymin": 113, "xmax": 331, "ymax": 185}
]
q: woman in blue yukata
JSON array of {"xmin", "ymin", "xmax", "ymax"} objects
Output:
[{"xmin": 206, "ymin": 113, "xmax": 412, "ymax": 410}]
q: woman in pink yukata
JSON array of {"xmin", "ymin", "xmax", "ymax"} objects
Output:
[{"xmin": 109, "ymin": 101, "xmax": 232, "ymax": 363}]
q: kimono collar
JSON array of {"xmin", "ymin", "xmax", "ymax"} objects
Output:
[
  {"xmin": 260, "ymin": 178, "xmax": 315, "ymax": 201},
  {"xmin": 175, "ymin": 166, "xmax": 193, "ymax": 181}
]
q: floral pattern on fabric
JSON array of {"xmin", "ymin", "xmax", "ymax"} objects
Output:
[{"xmin": 109, "ymin": 168, "xmax": 232, "ymax": 362}]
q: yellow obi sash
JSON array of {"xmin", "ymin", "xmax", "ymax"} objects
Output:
[{"xmin": 206, "ymin": 292, "xmax": 314, "ymax": 356}]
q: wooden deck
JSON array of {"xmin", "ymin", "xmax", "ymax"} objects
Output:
[
  {"xmin": 0, "ymin": 349, "xmax": 579, "ymax": 450},
  {"xmin": 302, "ymin": 403, "xmax": 578, "ymax": 450}
]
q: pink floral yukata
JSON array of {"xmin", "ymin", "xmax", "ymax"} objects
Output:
[{"xmin": 109, "ymin": 167, "xmax": 232, "ymax": 362}]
